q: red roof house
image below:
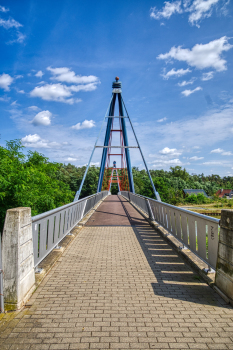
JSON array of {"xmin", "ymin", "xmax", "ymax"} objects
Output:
[{"xmin": 216, "ymin": 189, "xmax": 233, "ymax": 198}]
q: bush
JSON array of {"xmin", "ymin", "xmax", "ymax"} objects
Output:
[
  {"xmin": 0, "ymin": 140, "xmax": 74, "ymax": 233},
  {"xmin": 185, "ymin": 194, "xmax": 198, "ymax": 204}
]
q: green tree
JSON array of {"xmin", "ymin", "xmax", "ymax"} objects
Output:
[{"xmin": 0, "ymin": 140, "xmax": 74, "ymax": 232}]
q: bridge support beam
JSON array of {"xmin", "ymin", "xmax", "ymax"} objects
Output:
[
  {"xmin": 215, "ymin": 209, "xmax": 233, "ymax": 303},
  {"xmin": 2, "ymin": 207, "xmax": 35, "ymax": 310}
]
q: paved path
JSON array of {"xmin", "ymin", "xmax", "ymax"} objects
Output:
[{"xmin": 0, "ymin": 195, "xmax": 233, "ymax": 350}]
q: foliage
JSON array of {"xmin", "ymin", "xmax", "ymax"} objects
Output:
[
  {"xmin": 0, "ymin": 140, "xmax": 74, "ymax": 233},
  {"xmin": 1, "ymin": 141, "xmax": 233, "ymax": 232}
]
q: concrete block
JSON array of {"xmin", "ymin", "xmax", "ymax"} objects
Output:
[
  {"xmin": 215, "ymin": 209, "xmax": 233, "ymax": 301},
  {"xmin": 2, "ymin": 207, "xmax": 35, "ymax": 310}
]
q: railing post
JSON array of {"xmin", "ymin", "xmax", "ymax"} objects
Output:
[
  {"xmin": 215, "ymin": 209, "xmax": 233, "ymax": 302},
  {"xmin": 146, "ymin": 199, "xmax": 154, "ymax": 221},
  {"xmin": 2, "ymin": 207, "xmax": 35, "ymax": 310}
]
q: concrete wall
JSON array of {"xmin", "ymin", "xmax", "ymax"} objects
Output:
[
  {"xmin": 215, "ymin": 209, "xmax": 233, "ymax": 302},
  {"xmin": 2, "ymin": 207, "xmax": 35, "ymax": 310}
]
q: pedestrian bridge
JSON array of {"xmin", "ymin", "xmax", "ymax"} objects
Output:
[{"xmin": 0, "ymin": 193, "xmax": 233, "ymax": 350}]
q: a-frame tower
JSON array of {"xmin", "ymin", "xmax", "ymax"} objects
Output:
[
  {"xmin": 97, "ymin": 77, "xmax": 134, "ymax": 193},
  {"xmin": 74, "ymin": 77, "xmax": 161, "ymax": 201}
]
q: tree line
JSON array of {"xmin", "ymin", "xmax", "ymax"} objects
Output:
[{"xmin": 1, "ymin": 140, "xmax": 232, "ymax": 232}]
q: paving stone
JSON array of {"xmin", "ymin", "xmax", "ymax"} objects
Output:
[{"xmin": 0, "ymin": 195, "xmax": 233, "ymax": 349}]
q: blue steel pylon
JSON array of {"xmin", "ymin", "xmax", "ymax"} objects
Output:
[
  {"xmin": 97, "ymin": 78, "xmax": 134, "ymax": 193},
  {"xmin": 74, "ymin": 77, "xmax": 161, "ymax": 201}
]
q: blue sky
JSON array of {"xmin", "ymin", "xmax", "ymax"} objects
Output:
[{"xmin": 0, "ymin": 0, "xmax": 233, "ymax": 176}]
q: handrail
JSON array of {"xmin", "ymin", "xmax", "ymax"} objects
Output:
[
  {"xmin": 129, "ymin": 192, "xmax": 219, "ymax": 224},
  {"xmin": 120, "ymin": 191, "xmax": 220, "ymax": 270},
  {"xmin": 32, "ymin": 193, "xmax": 99, "ymax": 222},
  {"xmin": 32, "ymin": 191, "xmax": 109, "ymax": 267}
]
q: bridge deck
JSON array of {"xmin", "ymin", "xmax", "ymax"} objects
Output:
[{"xmin": 1, "ymin": 195, "xmax": 233, "ymax": 349}]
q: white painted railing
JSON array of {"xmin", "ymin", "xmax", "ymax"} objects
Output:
[
  {"xmin": 120, "ymin": 191, "xmax": 220, "ymax": 270},
  {"xmin": 32, "ymin": 191, "xmax": 109, "ymax": 267}
]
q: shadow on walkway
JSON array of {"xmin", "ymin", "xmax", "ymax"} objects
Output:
[{"xmin": 119, "ymin": 196, "xmax": 230, "ymax": 308}]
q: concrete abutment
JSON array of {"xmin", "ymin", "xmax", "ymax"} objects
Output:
[{"xmin": 2, "ymin": 207, "xmax": 35, "ymax": 310}]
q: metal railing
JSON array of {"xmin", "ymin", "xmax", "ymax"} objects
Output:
[
  {"xmin": 120, "ymin": 191, "xmax": 220, "ymax": 270},
  {"xmin": 32, "ymin": 191, "xmax": 108, "ymax": 267}
]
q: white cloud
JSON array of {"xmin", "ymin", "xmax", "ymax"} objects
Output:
[
  {"xmin": 159, "ymin": 147, "xmax": 182, "ymax": 156},
  {"xmin": 0, "ymin": 73, "xmax": 13, "ymax": 91},
  {"xmin": 181, "ymin": 86, "xmax": 202, "ymax": 96},
  {"xmin": 31, "ymin": 110, "xmax": 52, "ymax": 126},
  {"xmin": 17, "ymin": 89, "xmax": 25, "ymax": 94},
  {"xmin": 210, "ymin": 148, "xmax": 232, "ymax": 155},
  {"xmin": 158, "ymin": 37, "xmax": 233, "ymax": 71},
  {"xmin": 150, "ymin": 0, "xmax": 227, "ymax": 27},
  {"xmin": 222, "ymin": 151, "xmax": 233, "ymax": 156},
  {"xmin": 30, "ymin": 68, "xmax": 99, "ymax": 104},
  {"xmin": 150, "ymin": 1, "xmax": 182, "ymax": 19},
  {"xmin": 0, "ymin": 95, "xmax": 10, "ymax": 102},
  {"xmin": 134, "ymin": 99, "xmax": 233, "ymax": 163},
  {"xmin": 151, "ymin": 158, "xmax": 182, "ymax": 168},
  {"xmin": 21, "ymin": 134, "xmax": 60, "ymax": 149},
  {"xmin": 35, "ymin": 70, "xmax": 44, "ymax": 78},
  {"xmin": 14, "ymin": 32, "xmax": 25, "ymax": 43},
  {"xmin": 203, "ymin": 161, "xmax": 223, "ymax": 165},
  {"xmin": 193, "ymin": 146, "xmax": 200, "ymax": 149},
  {"xmin": 157, "ymin": 117, "xmax": 167, "ymax": 122},
  {"xmin": 210, "ymin": 148, "xmax": 224, "ymax": 153},
  {"xmin": 221, "ymin": 0, "xmax": 230, "ymax": 15},
  {"xmin": 162, "ymin": 68, "xmax": 191, "ymax": 79},
  {"xmin": 0, "ymin": 15, "xmax": 25, "ymax": 44},
  {"xmin": 84, "ymin": 162, "xmax": 100, "ymax": 167},
  {"xmin": 30, "ymin": 83, "xmax": 77, "ymax": 104},
  {"xmin": 66, "ymin": 157, "xmax": 77, "ymax": 162},
  {"xmin": 30, "ymin": 82, "xmax": 96, "ymax": 104},
  {"xmin": 15, "ymin": 75, "xmax": 23, "ymax": 79},
  {"xmin": 71, "ymin": 120, "xmax": 95, "ymax": 130},
  {"xmin": 178, "ymin": 78, "xmax": 195, "ymax": 86},
  {"xmin": 0, "ymin": 18, "xmax": 22, "ymax": 29},
  {"xmin": 201, "ymin": 71, "xmax": 214, "ymax": 81},
  {"xmin": 28, "ymin": 106, "xmax": 40, "ymax": 111},
  {"xmin": 22, "ymin": 134, "xmax": 41, "ymax": 143},
  {"xmin": 186, "ymin": 0, "xmax": 219, "ymax": 27},
  {"xmin": 189, "ymin": 156, "xmax": 204, "ymax": 160},
  {"xmin": 47, "ymin": 67, "xmax": 99, "ymax": 84},
  {"xmin": 69, "ymin": 83, "xmax": 98, "ymax": 92},
  {"xmin": 0, "ymin": 6, "xmax": 9, "ymax": 12}
]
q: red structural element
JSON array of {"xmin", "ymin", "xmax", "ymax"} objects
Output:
[{"xmin": 101, "ymin": 114, "xmax": 130, "ymax": 192}]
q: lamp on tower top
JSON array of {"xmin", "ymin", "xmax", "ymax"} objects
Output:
[{"xmin": 112, "ymin": 76, "xmax": 122, "ymax": 92}]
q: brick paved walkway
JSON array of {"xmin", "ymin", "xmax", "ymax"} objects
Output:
[{"xmin": 0, "ymin": 195, "xmax": 233, "ymax": 349}]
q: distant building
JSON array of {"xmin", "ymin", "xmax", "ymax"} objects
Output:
[
  {"xmin": 183, "ymin": 189, "xmax": 209, "ymax": 198},
  {"xmin": 216, "ymin": 189, "xmax": 233, "ymax": 198}
]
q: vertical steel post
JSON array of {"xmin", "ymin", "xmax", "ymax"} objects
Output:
[
  {"xmin": 118, "ymin": 94, "xmax": 135, "ymax": 193},
  {"xmin": 97, "ymin": 94, "xmax": 116, "ymax": 192}
]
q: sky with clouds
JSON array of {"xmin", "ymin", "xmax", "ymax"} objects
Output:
[{"xmin": 0, "ymin": 0, "xmax": 233, "ymax": 176}]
